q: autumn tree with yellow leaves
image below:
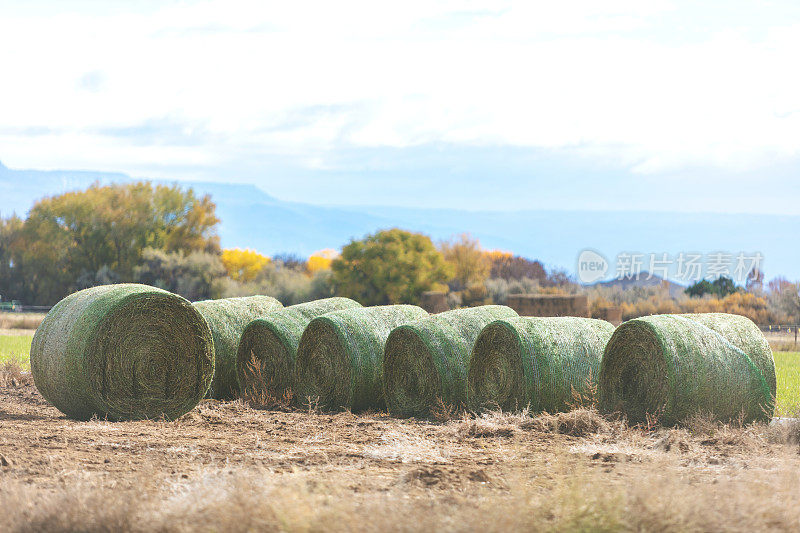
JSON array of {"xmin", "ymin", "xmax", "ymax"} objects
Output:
[
  {"xmin": 332, "ymin": 229, "xmax": 452, "ymax": 305},
  {"xmin": 307, "ymin": 249, "xmax": 338, "ymax": 274},
  {"xmin": 438, "ymin": 233, "xmax": 493, "ymax": 305},
  {"xmin": 439, "ymin": 233, "xmax": 491, "ymax": 291},
  {"xmin": 221, "ymin": 248, "xmax": 270, "ymax": 282},
  {"xmin": 1, "ymin": 181, "xmax": 221, "ymax": 304}
]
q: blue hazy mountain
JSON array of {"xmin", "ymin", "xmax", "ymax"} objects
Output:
[
  {"xmin": 1, "ymin": 160, "xmax": 797, "ymax": 280},
  {"xmin": 0, "ymin": 160, "xmax": 130, "ymax": 216}
]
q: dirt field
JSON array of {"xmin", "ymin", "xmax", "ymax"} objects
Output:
[{"xmin": 2, "ymin": 374, "xmax": 800, "ymax": 532}]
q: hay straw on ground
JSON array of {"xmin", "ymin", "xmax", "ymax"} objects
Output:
[
  {"xmin": 31, "ymin": 284, "xmax": 214, "ymax": 421},
  {"xmin": 295, "ymin": 305, "xmax": 429, "ymax": 411},
  {"xmin": 383, "ymin": 305, "xmax": 518, "ymax": 417},
  {"xmin": 193, "ymin": 296, "xmax": 283, "ymax": 400},
  {"xmin": 598, "ymin": 313, "xmax": 774, "ymax": 425},
  {"xmin": 235, "ymin": 297, "xmax": 362, "ymax": 402},
  {"xmin": 468, "ymin": 317, "xmax": 615, "ymax": 413}
]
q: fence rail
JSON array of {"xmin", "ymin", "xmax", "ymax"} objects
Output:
[
  {"xmin": 759, "ymin": 324, "xmax": 800, "ymax": 333},
  {"xmin": 0, "ymin": 305, "xmax": 52, "ymax": 313},
  {"xmin": 759, "ymin": 324, "xmax": 799, "ymax": 350}
]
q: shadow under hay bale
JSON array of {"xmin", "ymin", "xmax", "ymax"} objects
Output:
[
  {"xmin": 468, "ymin": 317, "xmax": 615, "ymax": 413},
  {"xmin": 31, "ymin": 284, "xmax": 214, "ymax": 421},
  {"xmin": 193, "ymin": 295, "xmax": 283, "ymax": 400},
  {"xmin": 598, "ymin": 313, "xmax": 775, "ymax": 426},
  {"xmin": 235, "ymin": 297, "xmax": 362, "ymax": 403},
  {"xmin": 295, "ymin": 305, "xmax": 429, "ymax": 411},
  {"xmin": 383, "ymin": 305, "xmax": 518, "ymax": 417}
]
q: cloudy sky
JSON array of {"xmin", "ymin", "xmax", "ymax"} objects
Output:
[{"xmin": 1, "ymin": 0, "xmax": 798, "ymax": 212}]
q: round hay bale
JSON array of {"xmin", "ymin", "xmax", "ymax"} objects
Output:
[
  {"xmin": 31, "ymin": 284, "xmax": 214, "ymax": 421},
  {"xmin": 468, "ymin": 317, "xmax": 615, "ymax": 413},
  {"xmin": 598, "ymin": 314, "xmax": 774, "ymax": 425},
  {"xmin": 678, "ymin": 312, "xmax": 776, "ymax": 401},
  {"xmin": 235, "ymin": 297, "xmax": 362, "ymax": 402},
  {"xmin": 193, "ymin": 295, "xmax": 283, "ymax": 400},
  {"xmin": 383, "ymin": 305, "xmax": 518, "ymax": 417},
  {"xmin": 295, "ymin": 305, "xmax": 428, "ymax": 411}
]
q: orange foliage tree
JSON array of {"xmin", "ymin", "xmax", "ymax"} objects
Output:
[{"xmin": 485, "ymin": 250, "xmax": 548, "ymax": 282}]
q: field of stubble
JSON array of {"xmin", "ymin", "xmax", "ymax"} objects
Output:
[
  {"xmin": 3, "ymin": 317, "xmax": 800, "ymax": 532},
  {"xmin": 2, "ymin": 368, "xmax": 800, "ymax": 532}
]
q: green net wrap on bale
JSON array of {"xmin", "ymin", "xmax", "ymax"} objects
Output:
[
  {"xmin": 295, "ymin": 305, "xmax": 429, "ymax": 411},
  {"xmin": 383, "ymin": 305, "xmax": 519, "ymax": 417},
  {"xmin": 31, "ymin": 284, "xmax": 214, "ymax": 421},
  {"xmin": 193, "ymin": 295, "xmax": 283, "ymax": 400},
  {"xmin": 235, "ymin": 297, "xmax": 362, "ymax": 402},
  {"xmin": 468, "ymin": 317, "xmax": 615, "ymax": 413},
  {"xmin": 598, "ymin": 313, "xmax": 775, "ymax": 425},
  {"xmin": 677, "ymin": 313, "xmax": 776, "ymax": 401}
]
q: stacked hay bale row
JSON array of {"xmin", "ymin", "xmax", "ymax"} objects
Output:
[
  {"xmin": 193, "ymin": 295, "xmax": 284, "ymax": 400},
  {"xmin": 235, "ymin": 297, "xmax": 362, "ymax": 403},
  {"xmin": 382, "ymin": 305, "xmax": 519, "ymax": 417},
  {"xmin": 294, "ymin": 305, "xmax": 430, "ymax": 411},
  {"xmin": 29, "ymin": 282, "xmax": 776, "ymax": 427}
]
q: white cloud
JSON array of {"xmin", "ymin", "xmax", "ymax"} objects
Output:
[{"xmin": 0, "ymin": 0, "xmax": 798, "ymax": 176}]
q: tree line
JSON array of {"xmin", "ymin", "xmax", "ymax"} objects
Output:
[
  {"xmin": 0, "ymin": 183, "xmax": 219, "ymax": 304},
  {"xmin": 1, "ymin": 181, "xmax": 798, "ymax": 326},
  {"xmin": 0, "ymin": 182, "xmax": 567, "ymax": 307}
]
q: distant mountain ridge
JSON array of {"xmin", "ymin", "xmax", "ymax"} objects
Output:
[
  {"xmin": 595, "ymin": 272, "xmax": 686, "ymax": 298},
  {"xmin": 1, "ymin": 160, "xmax": 798, "ymax": 280}
]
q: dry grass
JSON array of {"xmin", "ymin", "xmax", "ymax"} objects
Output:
[
  {"xmin": 0, "ymin": 312, "xmax": 44, "ymax": 331},
  {"xmin": 240, "ymin": 353, "xmax": 296, "ymax": 411},
  {"xmin": 527, "ymin": 408, "xmax": 612, "ymax": 437},
  {"xmin": 428, "ymin": 397, "xmax": 465, "ymax": 422},
  {"xmin": 0, "ymin": 359, "xmax": 32, "ymax": 387},
  {"xmin": 764, "ymin": 330, "xmax": 799, "ymax": 352},
  {"xmin": 453, "ymin": 410, "xmax": 524, "ymax": 438},
  {"xmin": 452, "ymin": 407, "xmax": 800, "ymax": 453},
  {"xmin": 244, "ymin": 387, "xmax": 295, "ymax": 411},
  {"xmin": 453, "ymin": 407, "xmax": 613, "ymax": 439},
  {"xmin": 770, "ymin": 340, "xmax": 798, "ymax": 352},
  {"xmin": 364, "ymin": 429, "xmax": 451, "ymax": 463},
  {"xmin": 4, "ymin": 379, "xmax": 800, "ymax": 532},
  {"xmin": 766, "ymin": 417, "xmax": 800, "ymax": 445},
  {"xmin": 3, "ymin": 459, "xmax": 800, "ymax": 533}
]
